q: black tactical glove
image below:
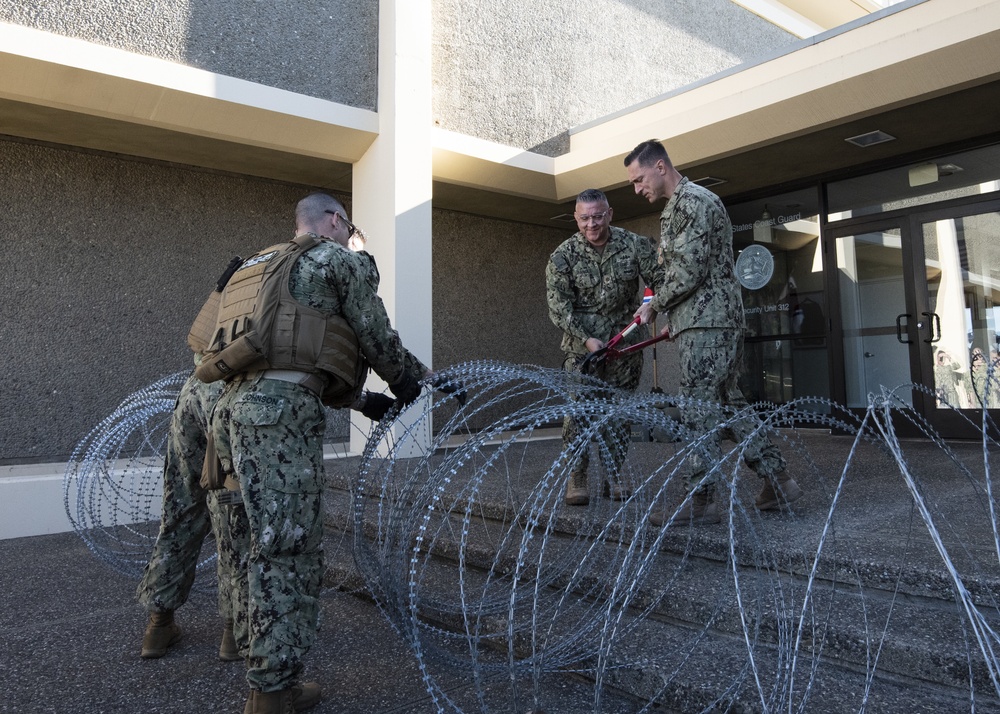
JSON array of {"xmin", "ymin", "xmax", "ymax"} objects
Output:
[
  {"xmin": 389, "ymin": 370, "xmax": 422, "ymax": 407},
  {"xmin": 433, "ymin": 375, "xmax": 467, "ymax": 406},
  {"xmin": 358, "ymin": 392, "xmax": 396, "ymax": 421}
]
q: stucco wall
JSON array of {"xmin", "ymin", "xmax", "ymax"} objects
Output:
[
  {"xmin": 0, "ymin": 138, "xmax": 672, "ymax": 463},
  {"xmin": 0, "ymin": 139, "xmax": 580, "ymax": 464},
  {"xmin": 431, "ymin": 210, "xmax": 565, "ymax": 371},
  {"xmin": 0, "ymin": 1, "xmax": 787, "ymax": 463},
  {"xmin": 432, "ymin": 0, "xmax": 797, "ymax": 154},
  {"xmin": 0, "ymin": 0, "xmax": 378, "ymax": 109},
  {"xmin": 0, "ymin": 139, "xmax": 359, "ymax": 463},
  {"xmin": 1, "ymin": 0, "xmax": 794, "ymax": 153}
]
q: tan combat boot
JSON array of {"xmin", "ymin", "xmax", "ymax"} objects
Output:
[
  {"xmin": 140, "ymin": 610, "xmax": 182, "ymax": 659},
  {"xmin": 219, "ymin": 619, "xmax": 240, "ymax": 661},
  {"xmin": 564, "ymin": 471, "xmax": 589, "ymax": 505},
  {"xmin": 650, "ymin": 489, "xmax": 720, "ymax": 527},
  {"xmin": 248, "ymin": 682, "xmax": 322, "ymax": 714},
  {"xmin": 756, "ymin": 473, "xmax": 803, "ymax": 511}
]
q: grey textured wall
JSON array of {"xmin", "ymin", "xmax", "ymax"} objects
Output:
[
  {"xmin": 431, "ymin": 210, "xmax": 565, "ymax": 371},
  {"xmin": 0, "ymin": 0, "xmax": 378, "ymax": 109},
  {"xmin": 432, "ymin": 0, "xmax": 796, "ymax": 154},
  {"xmin": 431, "ymin": 210, "xmax": 567, "ymax": 432},
  {"xmin": 0, "ymin": 140, "xmax": 574, "ymax": 464},
  {"xmin": 0, "ymin": 139, "xmax": 355, "ymax": 463},
  {"xmin": 0, "ymin": 1, "xmax": 793, "ymax": 464}
]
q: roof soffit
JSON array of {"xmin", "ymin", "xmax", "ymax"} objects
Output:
[{"xmin": 0, "ymin": 0, "xmax": 996, "ymax": 212}]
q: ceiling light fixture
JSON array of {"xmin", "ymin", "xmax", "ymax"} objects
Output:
[
  {"xmin": 754, "ymin": 206, "xmax": 774, "ymax": 244},
  {"xmin": 692, "ymin": 176, "xmax": 727, "ymax": 188},
  {"xmin": 909, "ymin": 163, "xmax": 939, "ymax": 187},
  {"xmin": 844, "ymin": 130, "xmax": 896, "ymax": 148}
]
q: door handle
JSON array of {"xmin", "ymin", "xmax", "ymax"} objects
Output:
[
  {"xmin": 896, "ymin": 313, "xmax": 913, "ymax": 344},
  {"xmin": 921, "ymin": 312, "xmax": 941, "ymax": 344}
]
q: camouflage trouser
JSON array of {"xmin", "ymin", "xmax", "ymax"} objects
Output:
[
  {"xmin": 136, "ymin": 373, "xmax": 247, "ymax": 642},
  {"xmin": 676, "ymin": 328, "xmax": 786, "ymax": 491},
  {"xmin": 561, "ymin": 350, "xmax": 643, "ymax": 479},
  {"xmin": 212, "ymin": 374, "xmax": 326, "ymax": 692}
]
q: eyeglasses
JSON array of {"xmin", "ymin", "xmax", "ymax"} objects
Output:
[
  {"xmin": 325, "ymin": 209, "xmax": 359, "ymax": 237},
  {"xmin": 575, "ymin": 211, "xmax": 609, "ymax": 224}
]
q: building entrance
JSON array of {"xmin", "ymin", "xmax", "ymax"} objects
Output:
[{"xmin": 830, "ymin": 199, "xmax": 1000, "ymax": 438}]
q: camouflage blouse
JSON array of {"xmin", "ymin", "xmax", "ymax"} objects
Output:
[
  {"xmin": 648, "ymin": 177, "xmax": 745, "ymax": 336},
  {"xmin": 546, "ymin": 226, "xmax": 664, "ymax": 356},
  {"xmin": 288, "ymin": 236, "xmax": 426, "ymax": 385}
]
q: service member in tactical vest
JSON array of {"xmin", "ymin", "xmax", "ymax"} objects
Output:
[
  {"xmin": 204, "ymin": 192, "xmax": 428, "ymax": 714},
  {"xmin": 195, "ymin": 234, "xmax": 368, "ymax": 406}
]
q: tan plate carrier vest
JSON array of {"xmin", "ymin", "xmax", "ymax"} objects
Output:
[{"xmin": 191, "ymin": 234, "xmax": 367, "ymax": 407}]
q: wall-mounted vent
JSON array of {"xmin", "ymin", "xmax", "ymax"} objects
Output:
[{"xmin": 845, "ymin": 130, "xmax": 896, "ymax": 148}]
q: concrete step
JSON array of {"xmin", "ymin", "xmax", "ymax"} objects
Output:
[
  {"xmin": 320, "ymin": 443, "xmax": 1000, "ymax": 712},
  {"xmin": 322, "ymin": 507, "xmax": 1000, "ymax": 713}
]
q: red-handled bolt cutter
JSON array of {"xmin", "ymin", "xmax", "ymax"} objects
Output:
[{"xmin": 580, "ymin": 316, "xmax": 672, "ymax": 375}]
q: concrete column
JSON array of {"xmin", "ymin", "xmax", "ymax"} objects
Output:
[{"xmin": 350, "ymin": 0, "xmax": 433, "ymax": 456}]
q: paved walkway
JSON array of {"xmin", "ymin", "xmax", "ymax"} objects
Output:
[
  {"xmin": 0, "ymin": 530, "xmax": 642, "ymax": 713},
  {"xmin": 3, "ymin": 427, "xmax": 999, "ymax": 713}
]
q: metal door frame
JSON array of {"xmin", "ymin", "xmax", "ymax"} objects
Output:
[{"xmin": 824, "ymin": 196, "xmax": 1000, "ymax": 439}]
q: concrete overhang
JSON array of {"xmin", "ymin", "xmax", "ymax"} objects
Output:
[
  {"xmin": 432, "ymin": 130, "xmax": 555, "ymax": 200},
  {"xmin": 0, "ymin": 0, "xmax": 998, "ymax": 222},
  {"xmin": 0, "ymin": 21, "xmax": 376, "ymax": 189},
  {"xmin": 732, "ymin": 0, "xmax": 884, "ymax": 35}
]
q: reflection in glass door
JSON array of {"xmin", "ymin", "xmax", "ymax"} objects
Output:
[
  {"xmin": 835, "ymin": 227, "xmax": 914, "ymax": 408},
  {"xmin": 922, "ymin": 211, "xmax": 1000, "ymax": 412},
  {"xmin": 832, "ymin": 204, "xmax": 1000, "ymax": 438}
]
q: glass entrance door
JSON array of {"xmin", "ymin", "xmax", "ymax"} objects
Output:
[
  {"xmin": 831, "ymin": 200, "xmax": 1000, "ymax": 438},
  {"xmin": 919, "ymin": 206, "xmax": 1000, "ymax": 435},
  {"xmin": 834, "ymin": 225, "xmax": 914, "ymax": 410}
]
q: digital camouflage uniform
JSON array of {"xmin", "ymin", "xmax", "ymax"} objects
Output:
[
  {"xmin": 211, "ymin": 236, "xmax": 426, "ymax": 693},
  {"xmin": 649, "ymin": 177, "xmax": 786, "ymax": 490},
  {"xmin": 546, "ymin": 226, "xmax": 664, "ymax": 478},
  {"xmin": 137, "ymin": 369, "xmax": 249, "ymax": 652}
]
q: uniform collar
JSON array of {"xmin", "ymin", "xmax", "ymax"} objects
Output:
[
  {"xmin": 663, "ymin": 177, "xmax": 691, "ymax": 215},
  {"xmin": 297, "ymin": 231, "xmax": 346, "ymax": 249},
  {"xmin": 575, "ymin": 226, "xmax": 622, "ymax": 256}
]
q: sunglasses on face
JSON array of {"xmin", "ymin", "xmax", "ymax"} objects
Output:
[{"xmin": 325, "ymin": 210, "xmax": 359, "ymax": 238}]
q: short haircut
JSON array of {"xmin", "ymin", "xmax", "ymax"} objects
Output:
[
  {"xmin": 624, "ymin": 139, "xmax": 671, "ymax": 169},
  {"xmin": 296, "ymin": 192, "xmax": 346, "ymax": 225},
  {"xmin": 576, "ymin": 188, "xmax": 608, "ymax": 205}
]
